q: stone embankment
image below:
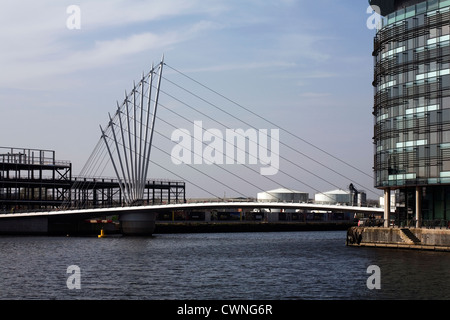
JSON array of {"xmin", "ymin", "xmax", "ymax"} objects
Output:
[{"xmin": 347, "ymin": 227, "xmax": 450, "ymax": 252}]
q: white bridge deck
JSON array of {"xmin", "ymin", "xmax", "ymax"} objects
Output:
[{"xmin": 0, "ymin": 201, "xmax": 388, "ymax": 219}]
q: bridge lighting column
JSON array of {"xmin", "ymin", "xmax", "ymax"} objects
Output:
[{"xmin": 371, "ymin": 0, "xmax": 450, "ymax": 227}]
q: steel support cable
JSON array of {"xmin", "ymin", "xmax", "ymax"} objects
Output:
[
  {"xmin": 116, "ymin": 101, "xmax": 133, "ymax": 201},
  {"xmin": 63, "ymin": 63, "xmax": 162, "ymax": 209},
  {"xmin": 122, "ymin": 77, "xmax": 353, "ymax": 203},
  {"xmin": 104, "ymin": 110, "xmax": 249, "ymax": 199},
  {"xmin": 131, "ymin": 83, "xmax": 330, "ymax": 201},
  {"xmin": 149, "ymin": 160, "xmax": 220, "ymax": 199},
  {"xmin": 62, "ymin": 139, "xmax": 112, "ymax": 209},
  {"xmin": 96, "ymin": 126, "xmax": 213, "ymax": 201},
  {"xmin": 164, "ymin": 64, "xmax": 375, "ymax": 180},
  {"xmin": 71, "ymin": 115, "xmax": 138, "ymax": 209},
  {"xmin": 152, "ymin": 85, "xmax": 370, "ymax": 205},
  {"xmin": 140, "ymin": 66, "xmax": 154, "ymax": 199},
  {"xmin": 106, "ymin": 126, "xmax": 248, "ymax": 199},
  {"xmin": 142, "ymin": 60, "xmax": 164, "ymax": 201},
  {"xmin": 108, "ymin": 101, "xmax": 285, "ymax": 201},
  {"xmin": 126, "ymin": 86, "xmax": 341, "ymax": 203},
  {"xmin": 153, "ymin": 115, "xmax": 340, "ymax": 203},
  {"xmin": 70, "ymin": 61, "xmax": 352, "ymax": 208},
  {"xmin": 105, "ymin": 62, "xmax": 163, "ymax": 204},
  {"xmin": 84, "ymin": 113, "xmax": 224, "ymax": 205},
  {"xmin": 156, "ymin": 89, "xmax": 347, "ymax": 192},
  {"xmin": 78, "ymin": 62, "xmax": 251, "ymax": 206},
  {"xmin": 85, "ymin": 65, "xmax": 159, "ymax": 205},
  {"xmin": 67, "ymin": 137, "xmax": 119, "ymax": 209},
  {"xmin": 153, "ymin": 98, "xmax": 342, "ymax": 203},
  {"xmin": 159, "ymin": 76, "xmax": 378, "ymax": 197},
  {"xmin": 152, "ymin": 133, "xmax": 250, "ymax": 199},
  {"xmin": 100, "ymin": 124, "xmax": 129, "ymax": 204}
]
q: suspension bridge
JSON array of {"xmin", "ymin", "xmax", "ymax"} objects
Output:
[{"xmin": 0, "ymin": 56, "xmax": 386, "ymax": 235}]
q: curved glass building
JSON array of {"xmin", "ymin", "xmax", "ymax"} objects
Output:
[{"xmin": 370, "ymin": 0, "xmax": 450, "ymax": 226}]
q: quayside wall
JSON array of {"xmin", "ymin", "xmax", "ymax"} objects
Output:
[
  {"xmin": 347, "ymin": 227, "xmax": 450, "ymax": 252},
  {"xmin": 0, "ymin": 216, "xmax": 354, "ymax": 236},
  {"xmin": 154, "ymin": 221, "xmax": 354, "ymax": 234}
]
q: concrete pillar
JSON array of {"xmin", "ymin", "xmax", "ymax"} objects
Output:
[
  {"xmin": 415, "ymin": 186, "xmax": 422, "ymax": 228},
  {"xmin": 384, "ymin": 188, "xmax": 390, "ymax": 227},
  {"xmin": 119, "ymin": 211, "xmax": 157, "ymax": 235},
  {"xmin": 204, "ymin": 211, "xmax": 211, "ymax": 222}
]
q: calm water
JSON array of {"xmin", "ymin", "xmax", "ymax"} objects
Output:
[{"xmin": 0, "ymin": 231, "xmax": 449, "ymax": 300}]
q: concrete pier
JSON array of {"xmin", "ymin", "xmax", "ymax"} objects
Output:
[
  {"xmin": 119, "ymin": 211, "xmax": 158, "ymax": 236},
  {"xmin": 347, "ymin": 227, "xmax": 450, "ymax": 252}
]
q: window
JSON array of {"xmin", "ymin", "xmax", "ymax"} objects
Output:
[
  {"xmin": 396, "ymin": 8, "xmax": 405, "ymax": 22},
  {"xmin": 443, "ymin": 109, "xmax": 450, "ymax": 122},
  {"xmin": 440, "ymin": 0, "xmax": 450, "ymax": 9},
  {"xmin": 443, "ymin": 25, "xmax": 450, "ymax": 35},
  {"xmin": 430, "ymin": 28, "xmax": 438, "ymax": 38},
  {"xmin": 406, "ymin": 5, "xmax": 416, "ymax": 18},
  {"xmin": 443, "ymin": 160, "xmax": 450, "ymax": 171},
  {"xmin": 417, "ymin": 2, "xmax": 427, "ymax": 14},
  {"xmin": 430, "ymin": 165, "xmax": 439, "ymax": 177},
  {"xmin": 443, "ymin": 131, "xmax": 450, "ymax": 142},
  {"xmin": 442, "ymin": 75, "xmax": 450, "ymax": 88},
  {"xmin": 429, "ymin": 111, "xmax": 439, "ymax": 124},
  {"xmin": 430, "ymin": 144, "xmax": 439, "ymax": 157},
  {"xmin": 429, "ymin": 0, "xmax": 439, "ymax": 11},
  {"xmin": 430, "ymin": 132, "xmax": 439, "ymax": 144}
]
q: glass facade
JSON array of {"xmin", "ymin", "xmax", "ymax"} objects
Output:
[{"xmin": 373, "ymin": 0, "xmax": 450, "ymax": 222}]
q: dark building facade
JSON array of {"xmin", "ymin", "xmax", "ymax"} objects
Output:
[{"xmin": 371, "ymin": 0, "xmax": 450, "ymax": 226}]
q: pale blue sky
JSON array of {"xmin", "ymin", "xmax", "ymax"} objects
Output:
[{"xmin": 0, "ymin": 1, "xmax": 381, "ymax": 199}]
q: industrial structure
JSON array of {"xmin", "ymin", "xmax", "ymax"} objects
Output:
[
  {"xmin": 256, "ymin": 188, "xmax": 309, "ymax": 203},
  {"xmin": 315, "ymin": 189, "xmax": 352, "ymax": 205},
  {"xmin": 314, "ymin": 184, "xmax": 367, "ymax": 206},
  {"xmin": 371, "ymin": 0, "xmax": 450, "ymax": 227},
  {"xmin": 0, "ymin": 146, "xmax": 186, "ymax": 214}
]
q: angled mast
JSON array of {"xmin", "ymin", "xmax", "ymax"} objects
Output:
[{"xmin": 100, "ymin": 57, "xmax": 164, "ymax": 205}]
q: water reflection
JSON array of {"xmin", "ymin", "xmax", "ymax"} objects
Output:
[{"xmin": 0, "ymin": 231, "xmax": 448, "ymax": 300}]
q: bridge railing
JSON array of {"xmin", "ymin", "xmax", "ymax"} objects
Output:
[{"xmin": 358, "ymin": 218, "xmax": 450, "ymax": 229}]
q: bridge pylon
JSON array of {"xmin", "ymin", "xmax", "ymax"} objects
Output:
[{"xmin": 100, "ymin": 57, "xmax": 164, "ymax": 206}]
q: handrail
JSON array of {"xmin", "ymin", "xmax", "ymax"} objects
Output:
[{"xmin": 358, "ymin": 218, "xmax": 450, "ymax": 229}]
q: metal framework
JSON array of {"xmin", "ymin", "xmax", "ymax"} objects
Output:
[
  {"xmin": 0, "ymin": 146, "xmax": 186, "ymax": 212},
  {"xmin": 0, "ymin": 147, "xmax": 72, "ymax": 212},
  {"xmin": 100, "ymin": 57, "xmax": 164, "ymax": 205}
]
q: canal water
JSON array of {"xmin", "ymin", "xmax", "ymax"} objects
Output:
[{"xmin": 0, "ymin": 231, "xmax": 449, "ymax": 300}]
